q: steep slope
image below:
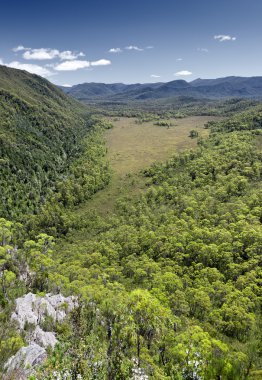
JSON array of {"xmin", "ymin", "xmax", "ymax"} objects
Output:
[{"xmin": 0, "ymin": 65, "xmax": 91, "ymax": 219}]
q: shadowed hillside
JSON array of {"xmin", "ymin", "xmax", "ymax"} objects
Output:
[{"xmin": 0, "ymin": 65, "xmax": 92, "ymax": 219}]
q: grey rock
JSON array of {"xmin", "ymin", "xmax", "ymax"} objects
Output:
[
  {"xmin": 31, "ymin": 325, "xmax": 57, "ymax": 349},
  {"xmin": 11, "ymin": 292, "xmax": 77, "ymax": 331},
  {"xmin": 4, "ymin": 343, "xmax": 47, "ymax": 373},
  {"xmin": 11, "ymin": 293, "xmax": 38, "ymax": 329},
  {"xmin": 4, "ymin": 292, "xmax": 77, "ymax": 378}
]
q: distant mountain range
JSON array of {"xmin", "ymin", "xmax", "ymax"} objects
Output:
[{"xmin": 61, "ymin": 76, "xmax": 262, "ymax": 102}]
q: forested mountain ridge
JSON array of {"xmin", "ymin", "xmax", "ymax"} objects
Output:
[
  {"xmin": 62, "ymin": 76, "xmax": 262, "ymax": 102},
  {"xmin": 0, "ymin": 65, "xmax": 100, "ymax": 219},
  {"xmin": 0, "ymin": 66, "xmax": 112, "ymax": 374}
]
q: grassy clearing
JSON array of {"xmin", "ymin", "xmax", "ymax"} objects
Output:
[
  {"xmin": 70, "ymin": 116, "xmax": 221, "ymax": 218},
  {"xmin": 106, "ymin": 116, "xmax": 220, "ymax": 175}
]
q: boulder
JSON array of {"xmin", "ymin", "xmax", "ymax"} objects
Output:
[
  {"xmin": 4, "ymin": 292, "xmax": 77, "ymax": 377},
  {"xmin": 31, "ymin": 325, "xmax": 57, "ymax": 349},
  {"xmin": 11, "ymin": 292, "xmax": 77, "ymax": 331},
  {"xmin": 4, "ymin": 343, "xmax": 47, "ymax": 374}
]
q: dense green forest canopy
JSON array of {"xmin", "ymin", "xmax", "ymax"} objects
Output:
[
  {"xmin": 0, "ymin": 67, "xmax": 261, "ymax": 379},
  {"xmin": 0, "ymin": 65, "xmax": 104, "ymax": 220}
]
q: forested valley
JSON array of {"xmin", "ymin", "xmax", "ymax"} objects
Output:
[{"xmin": 0, "ymin": 66, "xmax": 261, "ymax": 380}]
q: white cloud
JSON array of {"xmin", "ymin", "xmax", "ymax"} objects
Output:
[
  {"xmin": 0, "ymin": 58, "xmax": 3, "ymax": 65},
  {"xmin": 5, "ymin": 61, "xmax": 53, "ymax": 77},
  {"xmin": 59, "ymin": 50, "xmax": 85, "ymax": 60},
  {"xmin": 62, "ymin": 84, "xmax": 73, "ymax": 87},
  {"xmin": 24, "ymin": 48, "xmax": 85, "ymax": 61},
  {"xmin": 54, "ymin": 60, "xmax": 91, "ymax": 71},
  {"xmin": 12, "ymin": 45, "xmax": 29, "ymax": 52},
  {"xmin": 23, "ymin": 48, "xmax": 60, "ymax": 60},
  {"xmin": 150, "ymin": 74, "xmax": 161, "ymax": 78},
  {"xmin": 176, "ymin": 58, "xmax": 183, "ymax": 61},
  {"xmin": 125, "ymin": 45, "xmax": 144, "ymax": 51},
  {"xmin": 91, "ymin": 59, "xmax": 111, "ymax": 66},
  {"xmin": 174, "ymin": 70, "xmax": 192, "ymax": 76},
  {"xmin": 197, "ymin": 48, "xmax": 208, "ymax": 52},
  {"xmin": 109, "ymin": 48, "xmax": 122, "ymax": 53},
  {"xmin": 54, "ymin": 58, "xmax": 111, "ymax": 71},
  {"xmin": 110, "ymin": 45, "xmax": 151, "ymax": 53},
  {"xmin": 13, "ymin": 46, "xmax": 85, "ymax": 61},
  {"xmin": 214, "ymin": 35, "xmax": 236, "ymax": 42}
]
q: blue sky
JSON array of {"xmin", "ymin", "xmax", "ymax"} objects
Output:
[{"xmin": 1, "ymin": 0, "xmax": 262, "ymax": 85}]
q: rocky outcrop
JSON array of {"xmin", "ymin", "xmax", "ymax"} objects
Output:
[
  {"xmin": 4, "ymin": 343, "xmax": 47, "ymax": 379},
  {"xmin": 4, "ymin": 292, "xmax": 77, "ymax": 378},
  {"xmin": 11, "ymin": 292, "xmax": 76, "ymax": 331}
]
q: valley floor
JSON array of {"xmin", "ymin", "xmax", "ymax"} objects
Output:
[{"xmin": 74, "ymin": 115, "xmax": 221, "ymax": 217}]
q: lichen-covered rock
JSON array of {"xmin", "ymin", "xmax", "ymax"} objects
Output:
[
  {"xmin": 4, "ymin": 343, "xmax": 47, "ymax": 376},
  {"xmin": 4, "ymin": 292, "xmax": 77, "ymax": 378},
  {"xmin": 31, "ymin": 325, "xmax": 57, "ymax": 349},
  {"xmin": 11, "ymin": 293, "xmax": 38, "ymax": 329},
  {"xmin": 11, "ymin": 292, "xmax": 76, "ymax": 331}
]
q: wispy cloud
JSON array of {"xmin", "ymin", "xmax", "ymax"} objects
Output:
[
  {"xmin": 54, "ymin": 59, "xmax": 111, "ymax": 71},
  {"xmin": 23, "ymin": 48, "xmax": 60, "ymax": 60},
  {"xmin": 91, "ymin": 59, "xmax": 111, "ymax": 66},
  {"xmin": 12, "ymin": 45, "xmax": 29, "ymax": 52},
  {"xmin": 174, "ymin": 70, "xmax": 192, "ymax": 76},
  {"xmin": 125, "ymin": 45, "xmax": 144, "ymax": 51},
  {"xmin": 54, "ymin": 60, "xmax": 90, "ymax": 71},
  {"xmin": 3, "ymin": 61, "xmax": 53, "ymax": 77},
  {"xmin": 108, "ymin": 48, "xmax": 122, "ymax": 53},
  {"xmin": 6, "ymin": 46, "xmax": 111, "ymax": 76},
  {"xmin": 109, "ymin": 45, "xmax": 151, "ymax": 53},
  {"xmin": 21, "ymin": 46, "xmax": 84, "ymax": 61},
  {"xmin": 197, "ymin": 48, "xmax": 208, "ymax": 52},
  {"xmin": 62, "ymin": 84, "xmax": 73, "ymax": 87},
  {"xmin": 176, "ymin": 58, "xmax": 183, "ymax": 61},
  {"xmin": 59, "ymin": 51, "xmax": 85, "ymax": 60},
  {"xmin": 150, "ymin": 74, "xmax": 161, "ymax": 78},
  {"xmin": 214, "ymin": 35, "xmax": 236, "ymax": 42},
  {"xmin": 13, "ymin": 46, "xmax": 85, "ymax": 60}
]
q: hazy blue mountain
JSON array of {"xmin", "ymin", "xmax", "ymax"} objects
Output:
[{"xmin": 62, "ymin": 76, "xmax": 262, "ymax": 102}]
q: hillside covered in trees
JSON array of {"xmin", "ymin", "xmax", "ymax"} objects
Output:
[
  {"xmin": 0, "ymin": 65, "xmax": 111, "ymax": 221},
  {"xmin": 0, "ymin": 67, "xmax": 261, "ymax": 379}
]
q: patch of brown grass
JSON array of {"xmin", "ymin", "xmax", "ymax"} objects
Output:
[
  {"xmin": 72, "ymin": 116, "xmax": 221, "ymax": 217},
  {"xmin": 105, "ymin": 116, "xmax": 218, "ymax": 176}
]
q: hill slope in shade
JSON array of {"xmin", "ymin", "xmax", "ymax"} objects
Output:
[
  {"xmin": 0, "ymin": 65, "xmax": 90, "ymax": 219},
  {"xmin": 62, "ymin": 76, "xmax": 262, "ymax": 102}
]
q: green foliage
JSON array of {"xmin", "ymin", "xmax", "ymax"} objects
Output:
[
  {"xmin": 0, "ymin": 65, "xmax": 93, "ymax": 219},
  {"xmin": 26, "ymin": 126, "xmax": 111, "ymax": 237},
  {"xmin": 189, "ymin": 129, "xmax": 198, "ymax": 138},
  {"xmin": 0, "ymin": 66, "xmax": 262, "ymax": 378},
  {"xmin": 155, "ymin": 120, "xmax": 173, "ymax": 128},
  {"xmin": 37, "ymin": 107, "xmax": 261, "ymax": 378}
]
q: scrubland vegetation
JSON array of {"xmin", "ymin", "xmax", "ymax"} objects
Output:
[{"xmin": 0, "ymin": 66, "xmax": 261, "ymax": 379}]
